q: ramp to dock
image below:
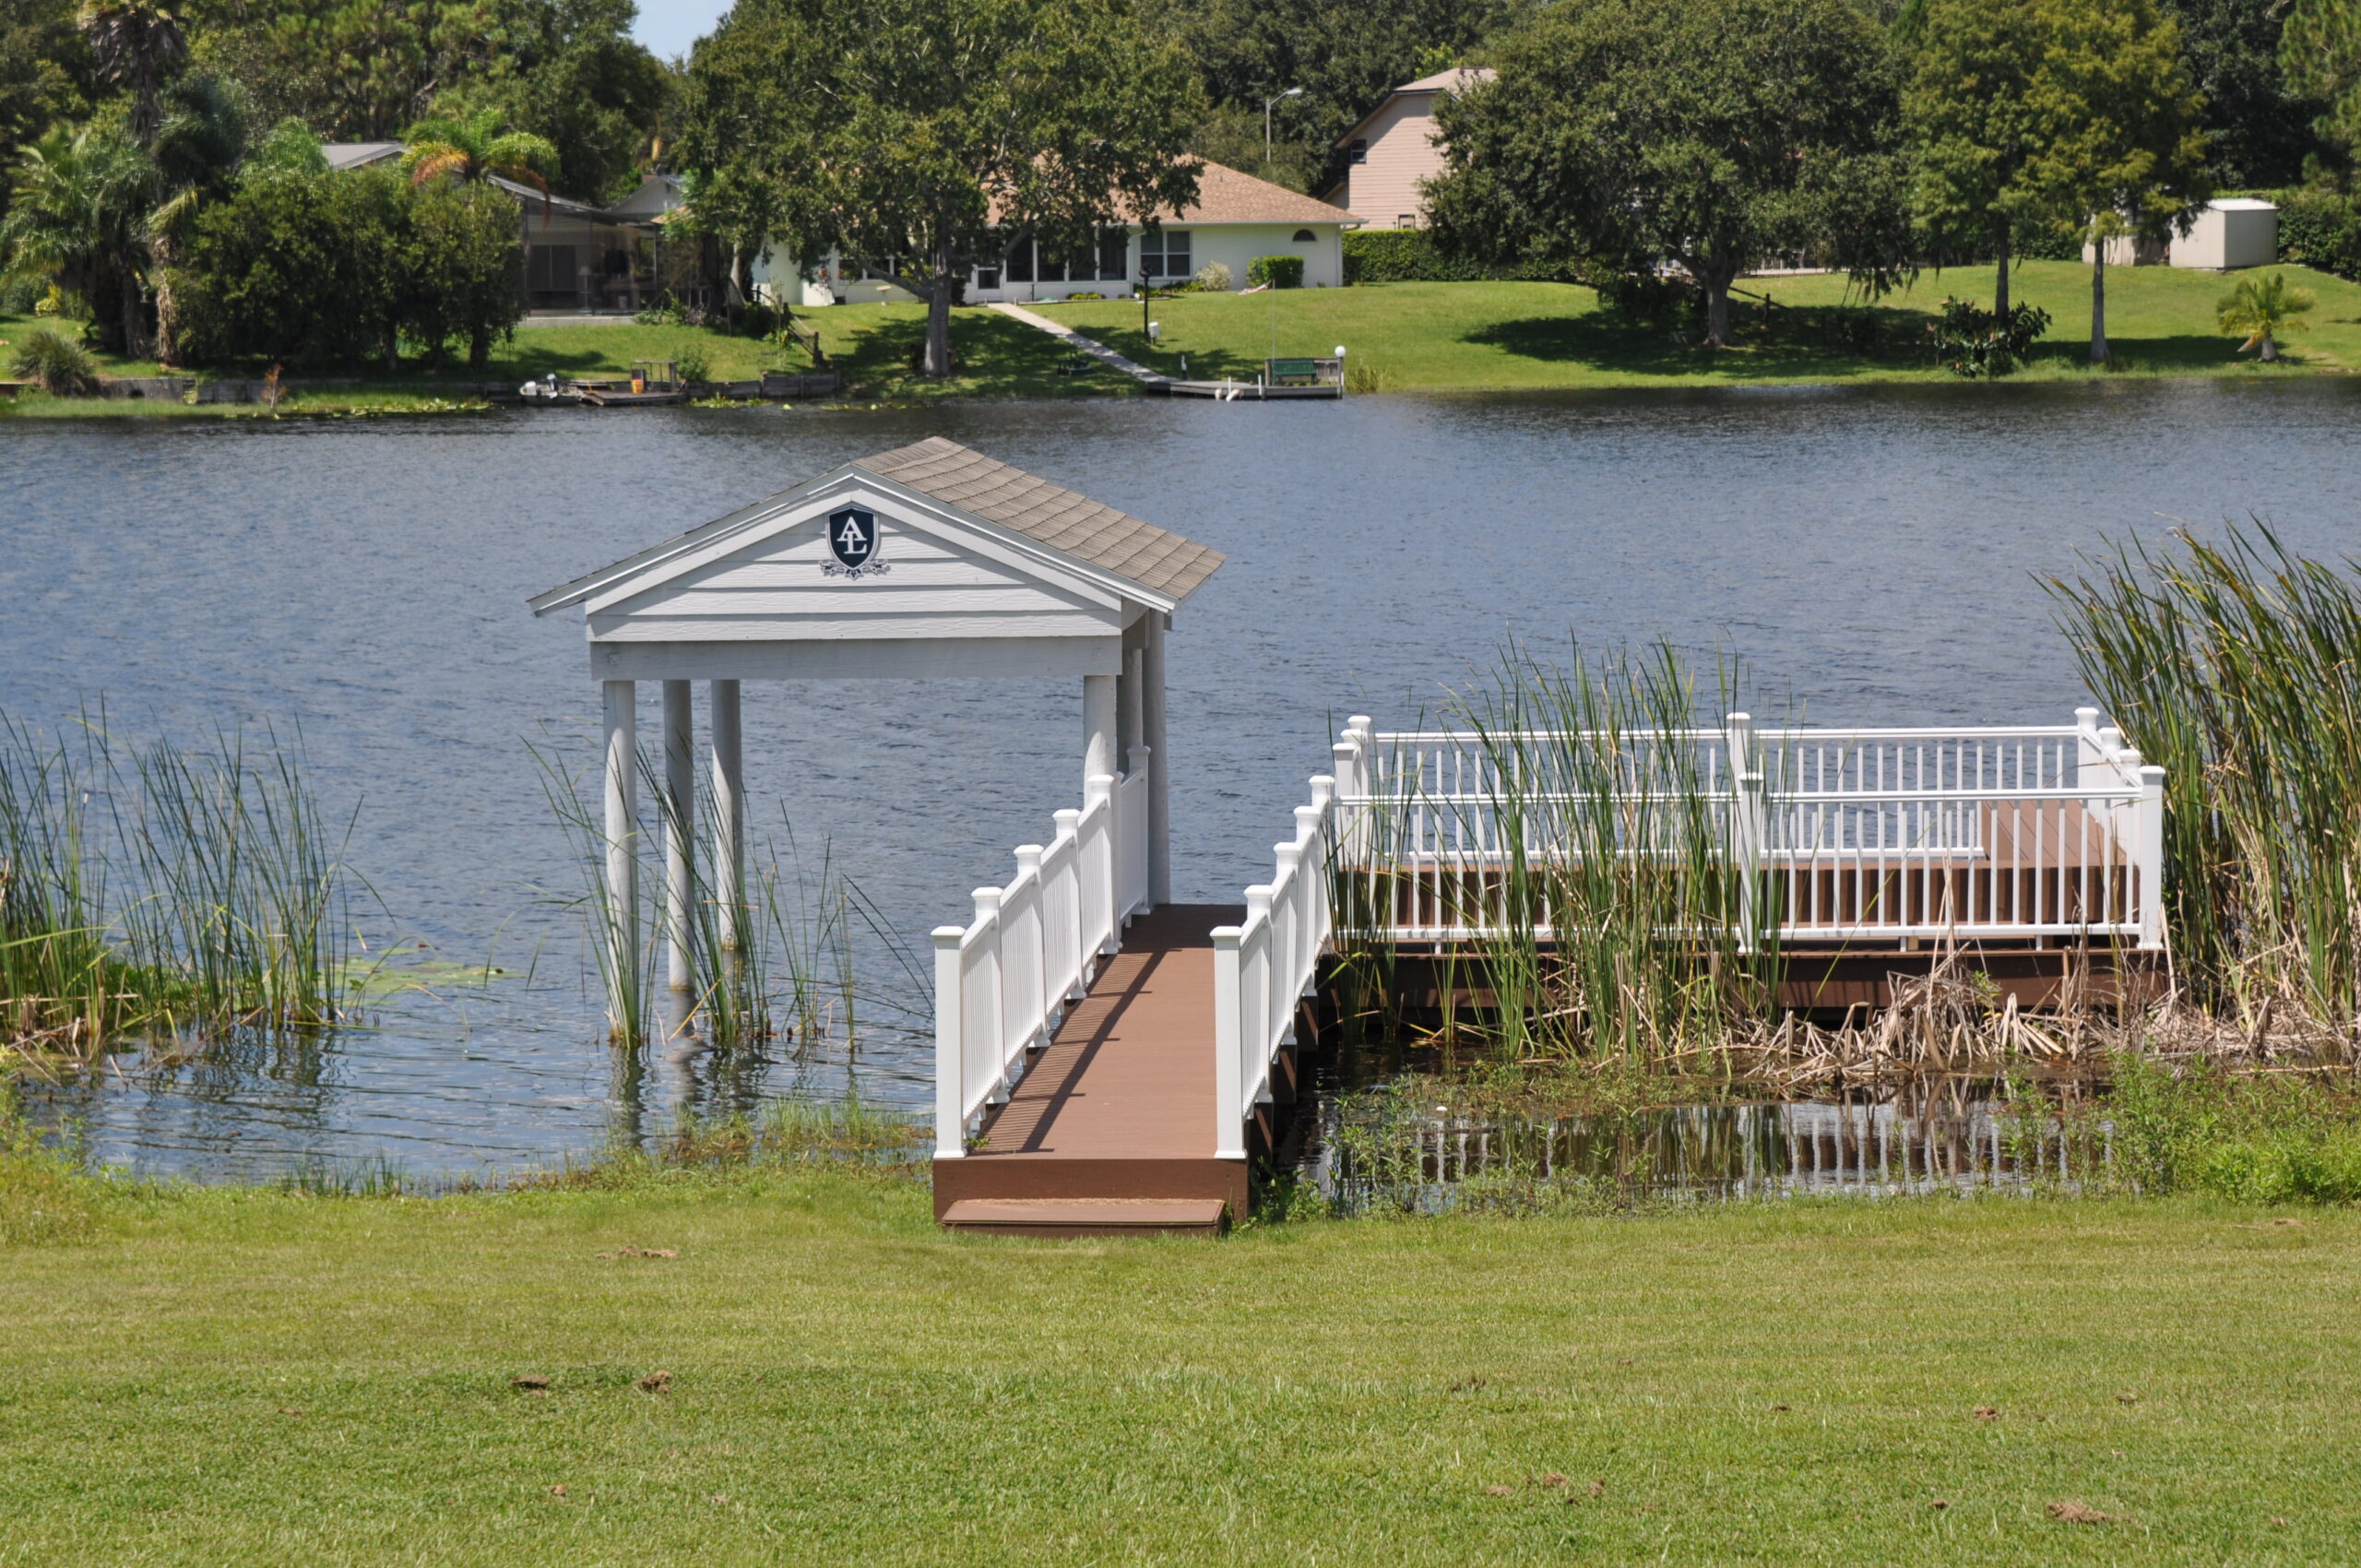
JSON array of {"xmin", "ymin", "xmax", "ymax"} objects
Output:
[{"xmin": 935, "ymin": 905, "xmax": 1247, "ymax": 1234}]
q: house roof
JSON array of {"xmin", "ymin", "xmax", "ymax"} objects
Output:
[
  {"xmin": 1334, "ymin": 66, "xmax": 1495, "ymax": 148},
  {"xmin": 1148, "ymin": 160, "xmax": 1358, "ymax": 228},
  {"xmin": 529, "ymin": 438, "xmax": 1224, "ymax": 617},
  {"xmin": 856, "ymin": 438, "xmax": 1225, "ymax": 600},
  {"xmin": 983, "ymin": 159, "xmax": 1356, "ymax": 229},
  {"xmin": 322, "ymin": 141, "xmax": 403, "ymax": 171}
]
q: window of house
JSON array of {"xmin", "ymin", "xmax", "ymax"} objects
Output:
[
  {"xmin": 975, "ymin": 267, "xmax": 1002, "ymax": 291},
  {"xmin": 1006, "ymin": 236, "xmax": 1034, "ymax": 283},
  {"xmin": 1397, "ymin": 215, "xmax": 1416, "ymax": 228},
  {"xmin": 1348, "ymin": 138, "xmax": 1368, "ymax": 164},
  {"xmin": 1038, "ymin": 246, "xmax": 1067, "ymax": 283},
  {"xmin": 1139, "ymin": 228, "xmax": 1192, "ymax": 279},
  {"xmin": 859, "ymin": 255, "xmax": 901, "ymax": 281},
  {"xmin": 1291, "ymin": 229, "xmax": 1316, "ymax": 243},
  {"xmin": 1098, "ymin": 229, "xmax": 1129, "ymax": 280}
]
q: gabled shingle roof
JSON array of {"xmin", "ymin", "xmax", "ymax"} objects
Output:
[{"xmin": 857, "ymin": 437, "xmax": 1224, "ymax": 601}]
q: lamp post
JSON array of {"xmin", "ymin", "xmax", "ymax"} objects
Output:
[{"xmin": 1263, "ymin": 87, "xmax": 1303, "ymax": 171}]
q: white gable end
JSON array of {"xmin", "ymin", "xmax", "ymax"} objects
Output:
[
  {"xmin": 589, "ymin": 503, "xmax": 1126, "ymax": 644},
  {"xmin": 579, "ymin": 479, "xmax": 1133, "ymax": 647}
]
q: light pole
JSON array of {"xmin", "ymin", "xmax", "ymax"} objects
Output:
[{"xmin": 1263, "ymin": 87, "xmax": 1303, "ymax": 172}]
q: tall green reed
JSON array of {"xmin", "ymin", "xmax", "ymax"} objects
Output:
[
  {"xmin": 1, "ymin": 710, "xmax": 358, "ymax": 1064},
  {"xmin": 535, "ymin": 738, "xmax": 888, "ymax": 1051},
  {"xmin": 2049, "ymin": 525, "xmax": 2361, "ymax": 1036},
  {"xmin": 1346, "ymin": 641, "xmax": 1780, "ymax": 1063}
]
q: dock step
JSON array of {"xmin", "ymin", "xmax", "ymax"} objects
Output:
[{"xmin": 940, "ymin": 1197, "xmax": 1228, "ymax": 1238}]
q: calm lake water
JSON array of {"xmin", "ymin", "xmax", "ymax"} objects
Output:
[{"xmin": 6, "ymin": 378, "xmax": 2358, "ymax": 1180}]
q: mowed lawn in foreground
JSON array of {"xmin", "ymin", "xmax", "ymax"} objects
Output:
[
  {"xmin": 1049, "ymin": 261, "xmax": 2361, "ymax": 390},
  {"xmin": 2, "ymin": 1166, "xmax": 2355, "ymax": 1565}
]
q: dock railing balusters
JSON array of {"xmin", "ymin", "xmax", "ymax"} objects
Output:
[
  {"xmin": 932, "ymin": 772, "xmax": 1139, "ymax": 1159},
  {"xmin": 1213, "ymin": 768, "xmax": 1338, "ymax": 1159}
]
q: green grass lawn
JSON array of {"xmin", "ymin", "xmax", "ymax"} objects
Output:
[
  {"xmin": 1046, "ymin": 261, "xmax": 2361, "ymax": 391},
  {"xmin": 8, "ymin": 259, "xmax": 2361, "ymax": 417},
  {"xmin": 4, "ymin": 1157, "xmax": 2355, "ymax": 1564},
  {"xmin": 0, "ymin": 302, "xmax": 1116, "ymax": 417}
]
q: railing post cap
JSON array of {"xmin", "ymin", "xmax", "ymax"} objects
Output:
[
  {"xmin": 1347, "ymin": 714, "xmax": 1373, "ymax": 729},
  {"xmin": 1210, "ymin": 925, "xmax": 1243, "ymax": 947},
  {"xmin": 2075, "ymin": 706, "xmax": 2101, "ymax": 721},
  {"xmin": 2140, "ymin": 763, "xmax": 2166, "ymax": 785},
  {"xmin": 972, "ymin": 886, "xmax": 1003, "ymax": 912},
  {"xmin": 1015, "ymin": 843, "xmax": 1044, "ymax": 861},
  {"xmin": 931, "ymin": 924, "xmax": 967, "ymax": 944},
  {"xmin": 1727, "ymin": 711, "xmax": 1751, "ymax": 723}
]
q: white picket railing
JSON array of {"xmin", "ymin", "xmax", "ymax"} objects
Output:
[
  {"xmin": 1329, "ymin": 707, "xmax": 2167, "ymax": 948},
  {"xmin": 1211, "ymin": 774, "xmax": 1337, "ymax": 1160},
  {"xmin": 932, "ymin": 766, "xmax": 1150, "ymax": 1158}
]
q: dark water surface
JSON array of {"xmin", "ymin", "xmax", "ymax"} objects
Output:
[{"xmin": 6, "ymin": 379, "xmax": 2357, "ymax": 1179}]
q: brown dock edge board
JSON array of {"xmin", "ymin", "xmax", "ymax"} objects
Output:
[
  {"xmin": 1372, "ymin": 945, "xmax": 2165, "ymax": 1017},
  {"xmin": 940, "ymin": 1198, "xmax": 1228, "ymax": 1238}
]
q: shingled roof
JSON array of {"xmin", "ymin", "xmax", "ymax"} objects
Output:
[{"xmin": 856, "ymin": 437, "xmax": 1224, "ymax": 601}]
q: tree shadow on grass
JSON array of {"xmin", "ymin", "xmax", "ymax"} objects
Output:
[
  {"xmin": 834, "ymin": 309, "xmax": 1127, "ymax": 398},
  {"xmin": 1463, "ymin": 307, "xmax": 1931, "ymax": 380}
]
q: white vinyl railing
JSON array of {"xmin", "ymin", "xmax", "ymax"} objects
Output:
[
  {"xmin": 1211, "ymin": 773, "xmax": 1337, "ymax": 1160},
  {"xmin": 1331, "ymin": 707, "xmax": 2167, "ymax": 948},
  {"xmin": 932, "ymin": 764, "xmax": 1151, "ymax": 1158}
]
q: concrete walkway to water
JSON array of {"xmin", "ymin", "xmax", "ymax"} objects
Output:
[{"xmin": 989, "ymin": 303, "xmax": 1170, "ymax": 386}]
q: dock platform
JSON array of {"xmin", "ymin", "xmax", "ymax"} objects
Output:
[{"xmin": 934, "ymin": 905, "xmax": 1254, "ymax": 1234}]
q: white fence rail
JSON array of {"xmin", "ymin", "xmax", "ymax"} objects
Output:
[
  {"xmin": 933, "ymin": 767, "xmax": 1151, "ymax": 1158},
  {"xmin": 1211, "ymin": 774, "xmax": 1337, "ymax": 1160},
  {"xmin": 1331, "ymin": 707, "xmax": 2167, "ymax": 948}
]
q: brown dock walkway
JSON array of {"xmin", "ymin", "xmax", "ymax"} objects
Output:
[{"xmin": 934, "ymin": 905, "xmax": 1249, "ymax": 1236}]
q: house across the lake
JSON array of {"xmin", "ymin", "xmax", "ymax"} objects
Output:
[
  {"xmin": 756, "ymin": 160, "xmax": 1359, "ymax": 308},
  {"xmin": 324, "ymin": 145, "xmax": 708, "ymax": 315},
  {"xmin": 1319, "ymin": 67, "xmax": 1492, "ymax": 231}
]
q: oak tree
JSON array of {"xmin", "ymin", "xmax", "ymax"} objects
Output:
[{"xmin": 1425, "ymin": 0, "xmax": 1912, "ymax": 349}]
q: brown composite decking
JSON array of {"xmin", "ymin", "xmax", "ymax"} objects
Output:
[{"xmin": 933, "ymin": 904, "xmax": 1251, "ymax": 1228}]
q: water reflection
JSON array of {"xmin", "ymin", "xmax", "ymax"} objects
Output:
[{"xmin": 1309, "ymin": 1087, "xmax": 2094, "ymax": 1212}]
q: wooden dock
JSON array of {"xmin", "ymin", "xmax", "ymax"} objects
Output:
[{"xmin": 935, "ymin": 905, "xmax": 1256, "ymax": 1236}]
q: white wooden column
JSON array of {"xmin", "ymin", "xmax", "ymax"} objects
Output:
[
  {"xmin": 662, "ymin": 679, "xmax": 695, "ymax": 993},
  {"xmin": 1144, "ymin": 612, "xmax": 1171, "ymax": 905},
  {"xmin": 1083, "ymin": 673, "xmax": 1117, "ymax": 791},
  {"xmin": 709, "ymin": 678, "xmax": 744, "ymax": 955},
  {"xmin": 600, "ymin": 679, "xmax": 638, "ymax": 1033}
]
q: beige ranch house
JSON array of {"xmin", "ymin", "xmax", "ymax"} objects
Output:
[
  {"xmin": 1320, "ymin": 67, "xmax": 1492, "ymax": 231},
  {"xmin": 755, "ymin": 160, "xmax": 1359, "ymax": 307}
]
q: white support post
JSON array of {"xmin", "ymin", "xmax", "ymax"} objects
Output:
[
  {"xmin": 1726, "ymin": 712, "xmax": 1764, "ymax": 952},
  {"xmin": 1087, "ymin": 771, "xmax": 1119, "ymax": 954},
  {"xmin": 1083, "ymin": 672, "xmax": 1117, "ymax": 791},
  {"xmin": 1145, "ymin": 614, "xmax": 1171, "ymax": 906},
  {"xmin": 1245, "ymin": 885, "xmax": 1275, "ymax": 1102},
  {"xmin": 1212, "ymin": 923, "xmax": 1245, "ymax": 1159},
  {"xmin": 2073, "ymin": 706, "xmax": 2102, "ymax": 789},
  {"xmin": 600, "ymin": 679, "xmax": 638, "ymax": 1035},
  {"xmin": 662, "ymin": 679, "xmax": 695, "ymax": 994},
  {"xmin": 709, "ymin": 678, "xmax": 743, "ymax": 955},
  {"xmin": 931, "ymin": 925, "xmax": 967, "ymax": 1158},
  {"xmin": 971, "ymin": 887, "xmax": 1008, "ymax": 1102},
  {"xmin": 2135, "ymin": 762, "xmax": 2167, "ymax": 949}
]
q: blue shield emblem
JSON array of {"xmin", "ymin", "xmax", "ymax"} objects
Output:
[{"xmin": 826, "ymin": 507, "xmax": 878, "ymax": 570}]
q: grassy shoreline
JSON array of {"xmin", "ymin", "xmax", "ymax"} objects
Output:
[
  {"xmin": 4, "ymin": 1144, "xmax": 2356, "ymax": 1564},
  {"xmin": 7, "ymin": 260, "xmax": 2358, "ymax": 418}
]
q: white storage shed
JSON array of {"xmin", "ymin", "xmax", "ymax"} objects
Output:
[{"xmin": 2170, "ymin": 199, "xmax": 2279, "ymax": 270}]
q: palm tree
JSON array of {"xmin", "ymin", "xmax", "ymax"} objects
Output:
[
  {"xmin": 77, "ymin": 0, "xmax": 186, "ymax": 145},
  {"xmin": 1, "ymin": 121, "xmax": 154, "ymax": 354},
  {"xmin": 399, "ymin": 109, "xmax": 560, "ymax": 216},
  {"xmin": 146, "ymin": 75, "xmax": 247, "ymax": 364},
  {"xmin": 2216, "ymin": 272, "xmax": 2315, "ymax": 363}
]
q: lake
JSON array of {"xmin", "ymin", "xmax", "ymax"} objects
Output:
[{"xmin": 6, "ymin": 377, "xmax": 2358, "ymax": 1180}]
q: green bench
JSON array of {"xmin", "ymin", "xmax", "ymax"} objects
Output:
[{"xmin": 1266, "ymin": 357, "xmax": 1323, "ymax": 386}]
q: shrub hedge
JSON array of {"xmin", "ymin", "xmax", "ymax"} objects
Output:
[
  {"xmin": 2273, "ymin": 187, "xmax": 2361, "ymax": 280},
  {"xmin": 1342, "ymin": 229, "xmax": 1581, "ymax": 285},
  {"xmin": 1247, "ymin": 254, "xmax": 1304, "ymax": 288}
]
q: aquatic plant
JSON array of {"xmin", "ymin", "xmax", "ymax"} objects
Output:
[
  {"xmin": 1338, "ymin": 639, "xmax": 1778, "ymax": 1066},
  {"xmin": 2049, "ymin": 524, "xmax": 2361, "ymax": 1039},
  {"xmin": 1, "ymin": 711, "xmax": 360, "ymax": 1071}
]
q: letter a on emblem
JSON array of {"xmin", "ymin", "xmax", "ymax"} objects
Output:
[{"xmin": 826, "ymin": 506, "xmax": 879, "ymax": 570}]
